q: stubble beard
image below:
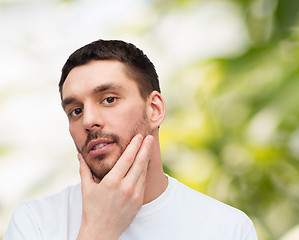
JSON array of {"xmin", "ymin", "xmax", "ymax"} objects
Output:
[{"xmin": 76, "ymin": 110, "xmax": 151, "ymax": 181}]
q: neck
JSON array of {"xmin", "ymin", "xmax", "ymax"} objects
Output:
[{"xmin": 142, "ymin": 131, "xmax": 168, "ymax": 204}]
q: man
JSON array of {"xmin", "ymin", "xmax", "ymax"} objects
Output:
[{"xmin": 5, "ymin": 40, "xmax": 258, "ymax": 239}]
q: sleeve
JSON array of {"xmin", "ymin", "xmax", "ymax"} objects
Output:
[
  {"xmin": 245, "ymin": 223, "xmax": 259, "ymax": 240},
  {"xmin": 4, "ymin": 202, "xmax": 43, "ymax": 240}
]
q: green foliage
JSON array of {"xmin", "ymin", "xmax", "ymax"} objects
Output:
[{"xmin": 159, "ymin": 0, "xmax": 299, "ymax": 239}]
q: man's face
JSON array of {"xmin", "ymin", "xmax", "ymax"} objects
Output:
[{"xmin": 62, "ymin": 60, "xmax": 151, "ymax": 180}]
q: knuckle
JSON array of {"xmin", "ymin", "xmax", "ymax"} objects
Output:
[
  {"xmin": 137, "ymin": 157, "xmax": 146, "ymax": 167},
  {"xmin": 140, "ymin": 169, "xmax": 147, "ymax": 179},
  {"xmin": 124, "ymin": 156, "xmax": 133, "ymax": 164},
  {"xmin": 122, "ymin": 183, "xmax": 134, "ymax": 198},
  {"xmin": 119, "ymin": 155, "xmax": 133, "ymax": 167},
  {"xmin": 132, "ymin": 193, "xmax": 142, "ymax": 205},
  {"xmin": 103, "ymin": 176, "xmax": 120, "ymax": 189}
]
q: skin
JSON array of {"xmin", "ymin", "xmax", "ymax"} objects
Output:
[{"xmin": 61, "ymin": 60, "xmax": 168, "ymax": 240}]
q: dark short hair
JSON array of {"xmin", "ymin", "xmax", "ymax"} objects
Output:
[{"xmin": 59, "ymin": 39, "xmax": 160, "ymax": 99}]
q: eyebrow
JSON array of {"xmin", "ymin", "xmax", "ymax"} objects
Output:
[
  {"xmin": 62, "ymin": 83, "xmax": 124, "ymax": 110},
  {"xmin": 92, "ymin": 83, "xmax": 124, "ymax": 95},
  {"xmin": 61, "ymin": 97, "xmax": 76, "ymax": 110}
]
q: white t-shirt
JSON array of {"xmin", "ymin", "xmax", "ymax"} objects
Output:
[{"xmin": 5, "ymin": 176, "xmax": 258, "ymax": 240}]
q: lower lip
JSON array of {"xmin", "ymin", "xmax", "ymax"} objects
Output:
[{"xmin": 88, "ymin": 142, "xmax": 115, "ymax": 158}]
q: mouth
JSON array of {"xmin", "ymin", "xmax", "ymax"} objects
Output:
[
  {"xmin": 92, "ymin": 142, "xmax": 109, "ymax": 150},
  {"xmin": 87, "ymin": 139, "xmax": 115, "ymax": 158}
]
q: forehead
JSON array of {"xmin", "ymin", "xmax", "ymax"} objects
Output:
[{"xmin": 62, "ymin": 60, "xmax": 138, "ymax": 99}]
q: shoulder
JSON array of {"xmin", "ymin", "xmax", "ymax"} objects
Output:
[
  {"xmin": 27, "ymin": 183, "xmax": 81, "ymax": 220},
  {"xmin": 170, "ymin": 176, "xmax": 246, "ymax": 214},
  {"xmin": 30, "ymin": 183, "xmax": 81, "ymax": 207},
  {"xmin": 5, "ymin": 184, "xmax": 81, "ymax": 239},
  {"xmin": 169, "ymin": 176, "xmax": 256, "ymax": 237},
  {"xmin": 13, "ymin": 183, "xmax": 80, "ymax": 215}
]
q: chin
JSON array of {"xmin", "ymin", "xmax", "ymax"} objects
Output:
[{"xmin": 88, "ymin": 156, "xmax": 118, "ymax": 180}]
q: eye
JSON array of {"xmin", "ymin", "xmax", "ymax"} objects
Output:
[
  {"xmin": 70, "ymin": 108, "xmax": 83, "ymax": 117},
  {"xmin": 102, "ymin": 97, "xmax": 117, "ymax": 104}
]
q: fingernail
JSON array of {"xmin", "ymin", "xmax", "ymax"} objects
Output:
[
  {"xmin": 136, "ymin": 133, "xmax": 143, "ymax": 141},
  {"xmin": 147, "ymin": 135, "xmax": 153, "ymax": 144}
]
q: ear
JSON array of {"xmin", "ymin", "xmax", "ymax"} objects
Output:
[{"xmin": 146, "ymin": 91, "xmax": 165, "ymax": 130}]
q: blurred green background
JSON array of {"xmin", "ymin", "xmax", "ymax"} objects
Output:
[
  {"xmin": 159, "ymin": 1, "xmax": 299, "ymax": 240},
  {"xmin": 1, "ymin": 0, "xmax": 299, "ymax": 239}
]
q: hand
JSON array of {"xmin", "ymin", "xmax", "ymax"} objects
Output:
[{"xmin": 76, "ymin": 134, "xmax": 153, "ymax": 240}]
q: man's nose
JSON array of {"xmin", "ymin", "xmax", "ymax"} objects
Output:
[{"xmin": 82, "ymin": 104, "xmax": 104, "ymax": 131}]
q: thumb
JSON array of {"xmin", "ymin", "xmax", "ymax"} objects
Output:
[{"xmin": 78, "ymin": 153, "xmax": 93, "ymax": 188}]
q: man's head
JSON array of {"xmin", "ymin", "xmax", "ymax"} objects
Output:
[
  {"xmin": 59, "ymin": 40, "xmax": 165, "ymax": 180},
  {"xmin": 59, "ymin": 39, "xmax": 160, "ymax": 100}
]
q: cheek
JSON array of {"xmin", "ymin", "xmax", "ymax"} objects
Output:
[
  {"xmin": 69, "ymin": 124, "xmax": 84, "ymax": 146},
  {"xmin": 116, "ymin": 107, "xmax": 143, "ymax": 127}
]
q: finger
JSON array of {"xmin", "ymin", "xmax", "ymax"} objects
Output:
[
  {"xmin": 107, "ymin": 134, "xmax": 143, "ymax": 179},
  {"xmin": 78, "ymin": 153, "xmax": 94, "ymax": 188},
  {"xmin": 125, "ymin": 135, "xmax": 153, "ymax": 184},
  {"xmin": 134, "ymin": 152, "xmax": 149, "ymax": 193}
]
